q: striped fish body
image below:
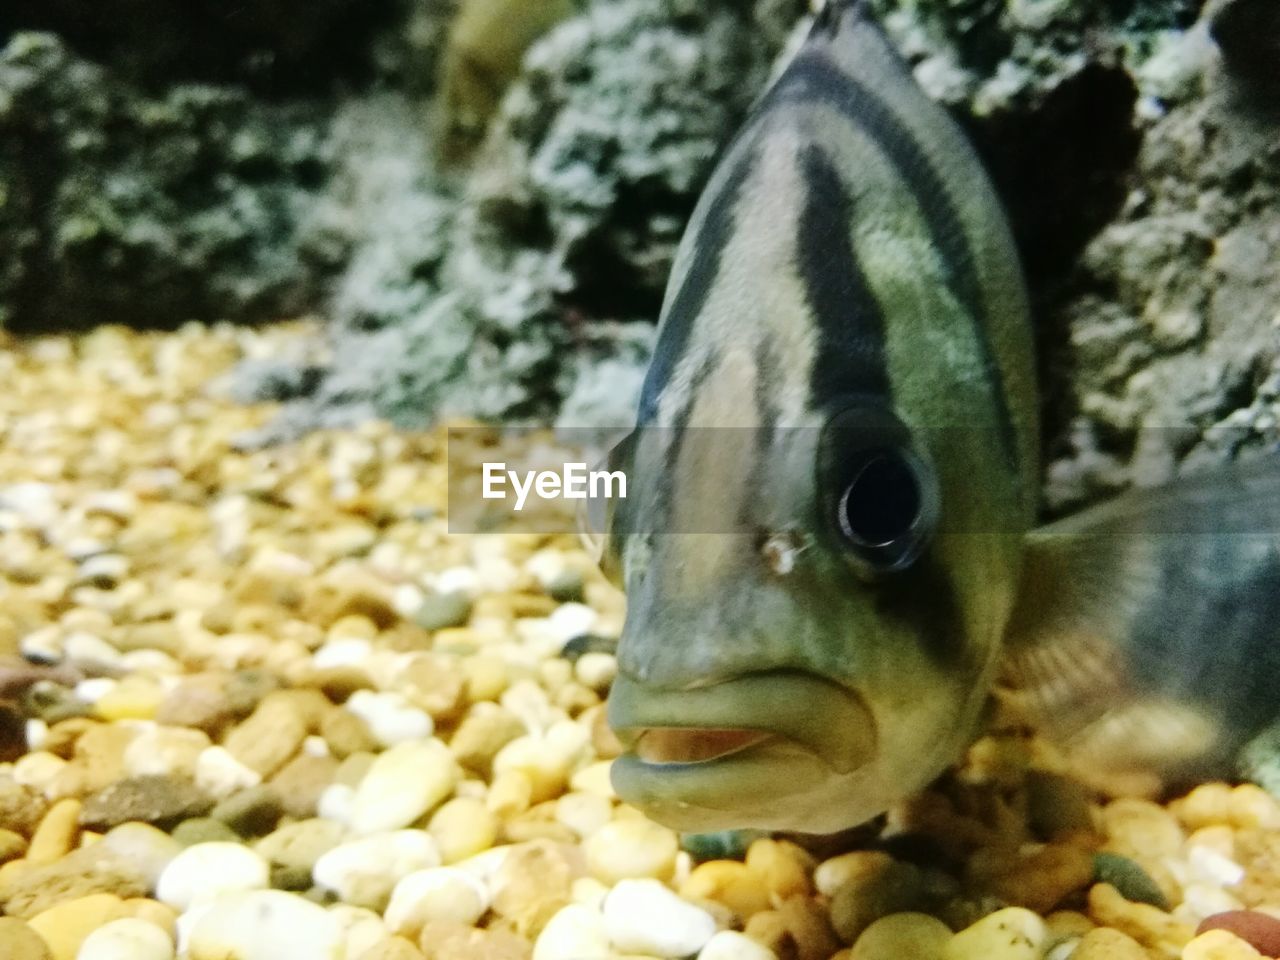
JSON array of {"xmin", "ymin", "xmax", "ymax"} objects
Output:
[{"xmin": 602, "ymin": 0, "xmax": 1040, "ymax": 833}]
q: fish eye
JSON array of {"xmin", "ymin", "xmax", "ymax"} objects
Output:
[{"xmin": 831, "ymin": 446, "xmax": 937, "ymax": 572}]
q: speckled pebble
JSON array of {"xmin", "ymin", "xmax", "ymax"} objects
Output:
[
  {"xmin": 75, "ymin": 917, "xmax": 175, "ymax": 960},
  {"xmin": 943, "ymin": 907, "xmax": 1048, "ymax": 960},
  {"xmin": 185, "ymin": 890, "xmax": 344, "ymax": 960},
  {"xmin": 156, "ymin": 842, "xmax": 269, "ymax": 910},
  {"xmin": 603, "ymin": 879, "xmax": 717, "ymax": 958},
  {"xmin": 80, "ymin": 775, "xmax": 213, "ymax": 831}
]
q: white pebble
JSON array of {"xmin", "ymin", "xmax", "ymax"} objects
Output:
[
  {"xmin": 392, "ymin": 583, "xmax": 426, "ymax": 617},
  {"xmin": 384, "ymin": 866, "xmax": 490, "ymax": 933},
  {"xmin": 533, "ymin": 903, "xmax": 611, "ymax": 960},
  {"xmin": 12, "ymin": 751, "xmax": 66, "ymax": 792},
  {"xmin": 317, "ymin": 783, "xmax": 356, "ymax": 825},
  {"xmin": 555, "ymin": 791, "xmax": 613, "ymax": 839},
  {"xmin": 120, "ymin": 650, "xmax": 182, "ymax": 674},
  {"xmin": 157, "ymin": 842, "xmax": 270, "ymax": 910},
  {"xmin": 125, "ymin": 727, "xmax": 211, "ymax": 779},
  {"xmin": 76, "ymin": 554, "xmax": 130, "ymax": 588},
  {"xmin": 1179, "ymin": 882, "xmax": 1244, "ymax": 921},
  {"xmin": 19, "ymin": 626, "xmax": 63, "ymax": 663},
  {"xmin": 603, "ymin": 879, "xmax": 717, "ymax": 958},
  {"xmin": 548, "ymin": 602, "xmax": 598, "ymax": 641},
  {"xmin": 349, "ymin": 738, "xmax": 459, "ymax": 834},
  {"xmin": 1188, "ymin": 844, "xmax": 1246, "ymax": 887},
  {"xmin": 185, "ymin": 890, "xmax": 343, "ymax": 960},
  {"xmin": 432, "ymin": 566, "xmax": 480, "ymax": 598},
  {"xmin": 313, "ymin": 830, "xmax": 441, "ymax": 906},
  {"xmin": 574, "ymin": 652, "xmax": 617, "ymax": 692},
  {"xmin": 303, "ymin": 735, "xmax": 331, "ymax": 758},
  {"xmin": 76, "ymin": 917, "xmax": 174, "ymax": 960},
  {"xmin": 698, "ymin": 930, "xmax": 779, "ymax": 960},
  {"xmin": 75, "ymin": 677, "xmax": 118, "ymax": 703},
  {"xmin": 195, "ymin": 746, "xmax": 262, "ymax": 799},
  {"xmin": 312, "ymin": 638, "xmax": 373, "ymax": 670},
  {"xmin": 344, "ymin": 690, "xmax": 434, "ymax": 747},
  {"xmin": 25, "ymin": 719, "xmax": 48, "ymax": 752}
]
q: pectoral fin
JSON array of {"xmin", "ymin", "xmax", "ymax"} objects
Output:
[{"xmin": 998, "ymin": 456, "xmax": 1280, "ymax": 793}]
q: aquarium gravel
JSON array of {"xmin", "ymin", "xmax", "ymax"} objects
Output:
[{"xmin": 0, "ymin": 322, "xmax": 1278, "ymax": 959}]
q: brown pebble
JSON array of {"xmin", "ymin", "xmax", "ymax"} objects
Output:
[
  {"xmin": 0, "ymin": 916, "xmax": 52, "ymax": 960},
  {"xmin": 269, "ymin": 753, "xmax": 340, "ymax": 819},
  {"xmin": 0, "ymin": 781, "xmax": 49, "ymax": 838},
  {"xmin": 0, "ymin": 828, "xmax": 28, "ymax": 863},
  {"xmin": 41, "ymin": 718, "xmax": 98, "ymax": 759},
  {"xmin": 223, "ymin": 697, "xmax": 308, "ymax": 777},
  {"xmin": 1198, "ymin": 911, "xmax": 1280, "ymax": 957},
  {"xmin": 155, "ymin": 674, "xmax": 236, "ymax": 736},
  {"xmin": 320, "ymin": 708, "xmax": 380, "ymax": 758},
  {"xmin": 0, "ymin": 843, "xmax": 147, "ymax": 919},
  {"xmin": 79, "ymin": 774, "xmax": 213, "ymax": 831}
]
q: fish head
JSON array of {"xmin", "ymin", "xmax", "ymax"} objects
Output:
[{"xmin": 597, "ymin": 1, "xmax": 1040, "ymax": 833}]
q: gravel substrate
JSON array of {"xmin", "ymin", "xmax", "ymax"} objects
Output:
[{"xmin": 0, "ymin": 322, "xmax": 1278, "ymax": 960}]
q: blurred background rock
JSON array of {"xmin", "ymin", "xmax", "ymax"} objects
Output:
[{"xmin": 0, "ymin": 0, "xmax": 1275, "ymax": 505}]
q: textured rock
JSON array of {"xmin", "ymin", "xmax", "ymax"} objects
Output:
[{"xmin": 80, "ymin": 775, "xmax": 213, "ymax": 830}]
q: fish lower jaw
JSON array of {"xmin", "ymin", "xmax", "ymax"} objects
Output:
[{"xmin": 633, "ymin": 728, "xmax": 777, "ymax": 764}]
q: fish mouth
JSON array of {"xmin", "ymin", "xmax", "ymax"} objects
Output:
[
  {"xmin": 633, "ymin": 728, "xmax": 777, "ymax": 764},
  {"xmin": 609, "ymin": 669, "xmax": 876, "ymax": 775},
  {"xmin": 607, "ymin": 670, "xmax": 878, "ymax": 831}
]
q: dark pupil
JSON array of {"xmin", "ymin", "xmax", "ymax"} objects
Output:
[{"xmin": 839, "ymin": 453, "xmax": 920, "ymax": 547}]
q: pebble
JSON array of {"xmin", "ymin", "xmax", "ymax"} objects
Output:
[
  {"xmin": 1092, "ymin": 852, "xmax": 1170, "ymax": 909},
  {"xmin": 584, "ymin": 819, "xmax": 679, "ymax": 884},
  {"xmin": 98, "ymin": 822, "xmax": 184, "ymax": 885},
  {"xmin": 255, "ymin": 817, "xmax": 346, "ymax": 872},
  {"xmin": 943, "ymin": 907, "xmax": 1048, "ymax": 960},
  {"xmin": 210, "ymin": 785, "xmax": 284, "ymax": 836},
  {"xmin": 0, "ymin": 917, "xmax": 52, "ymax": 960},
  {"xmin": 194, "ymin": 746, "xmax": 262, "ymax": 799},
  {"xmin": 28, "ymin": 893, "xmax": 127, "ymax": 960},
  {"xmin": 349, "ymin": 739, "xmax": 459, "ymax": 835},
  {"xmin": 269, "ymin": 752, "xmax": 340, "ymax": 819},
  {"xmin": 850, "ymin": 913, "xmax": 951, "ymax": 960},
  {"xmin": 698, "ymin": 930, "xmax": 779, "ymax": 960},
  {"xmin": 532, "ymin": 903, "xmax": 611, "ymax": 960},
  {"xmin": 0, "ymin": 780, "xmax": 50, "ymax": 835},
  {"xmin": 155, "ymin": 842, "xmax": 270, "ymax": 910},
  {"xmin": 427, "ymin": 797, "xmax": 498, "ymax": 864},
  {"xmin": 602, "ymin": 879, "xmax": 717, "ymax": 958},
  {"xmin": 451, "ymin": 708, "xmax": 525, "ymax": 776},
  {"xmin": 414, "ymin": 593, "xmax": 473, "ymax": 632},
  {"xmin": 553, "ymin": 791, "xmax": 612, "ymax": 840},
  {"xmin": 75, "ymin": 917, "xmax": 175, "ymax": 960},
  {"xmin": 223, "ymin": 698, "xmax": 308, "ymax": 777},
  {"xmin": 1183, "ymin": 929, "xmax": 1263, "ymax": 959},
  {"xmin": 184, "ymin": 890, "xmax": 344, "ymax": 960},
  {"xmin": 1071, "ymin": 928, "xmax": 1149, "ymax": 960},
  {"xmin": 345, "ymin": 691, "xmax": 434, "ymax": 748},
  {"xmin": 320, "ymin": 708, "xmax": 380, "ymax": 759},
  {"xmin": 312, "ymin": 830, "xmax": 441, "ymax": 910},
  {"xmin": 80, "ymin": 775, "xmax": 213, "ymax": 831},
  {"xmin": 354, "ymin": 938, "xmax": 426, "ymax": 960},
  {"xmin": 745, "ymin": 838, "xmax": 812, "ymax": 901},
  {"xmin": 1197, "ymin": 911, "xmax": 1280, "ymax": 956},
  {"xmin": 123, "ymin": 726, "xmax": 210, "ymax": 779},
  {"xmin": 829, "ymin": 860, "xmax": 927, "ymax": 944},
  {"xmin": 27, "ymin": 797, "xmax": 81, "ymax": 863},
  {"xmin": 385, "ymin": 867, "xmax": 490, "ymax": 935},
  {"xmin": 171, "ymin": 817, "xmax": 241, "ymax": 846},
  {"xmin": 680, "ymin": 861, "xmax": 772, "ymax": 920}
]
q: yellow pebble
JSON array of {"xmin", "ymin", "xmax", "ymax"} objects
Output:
[
  {"xmin": 584, "ymin": 820, "xmax": 679, "ymax": 884},
  {"xmin": 1182, "ymin": 929, "xmax": 1263, "ymax": 960},
  {"xmin": 487, "ymin": 770, "xmax": 533, "ymax": 819},
  {"xmin": 680, "ymin": 861, "xmax": 773, "ymax": 920},
  {"xmin": 119, "ymin": 899, "xmax": 178, "ymax": 940},
  {"xmin": 851, "ymin": 913, "xmax": 951, "ymax": 960},
  {"xmin": 814, "ymin": 851, "xmax": 894, "ymax": 898},
  {"xmin": 27, "ymin": 893, "xmax": 127, "ymax": 960},
  {"xmin": 1045, "ymin": 911, "xmax": 1095, "ymax": 940},
  {"xmin": 0, "ymin": 916, "xmax": 51, "ymax": 959},
  {"xmin": 462, "ymin": 655, "xmax": 511, "ymax": 703},
  {"xmin": 1087, "ymin": 884, "xmax": 1194, "ymax": 956},
  {"xmin": 26, "ymin": 799, "xmax": 81, "ymax": 864},
  {"xmin": 745, "ymin": 839, "xmax": 813, "ymax": 902},
  {"xmin": 428, "ymin": 797, "xmax": 498, "ymax": 864},
  {"xmin": 943, "ymin": 907, "xmax": 1047, "ymax": 960},
  {"xmin": 1174, "ymin": 784, "xmax": 1235, "ymax": 830},
  {"xmin": 1227, "ymin": 785, "xmax": 1280, "ymax": 830},
  {"xmin": 94, "ymin": 676, "xmax": 164, "ymax": 721},
  {"xmin": 1071, "ymin": 927, "xmax": 1148, "ymax": 959}
]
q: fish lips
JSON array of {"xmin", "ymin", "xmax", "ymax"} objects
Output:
[{"xmin": 608, "ymin": 669, "xmax": 877, "ymax": 776}]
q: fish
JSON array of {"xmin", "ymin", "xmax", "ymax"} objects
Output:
[{"xmin": 592, "ymin": 0, "xmax": 1280, "ymax": 834}]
